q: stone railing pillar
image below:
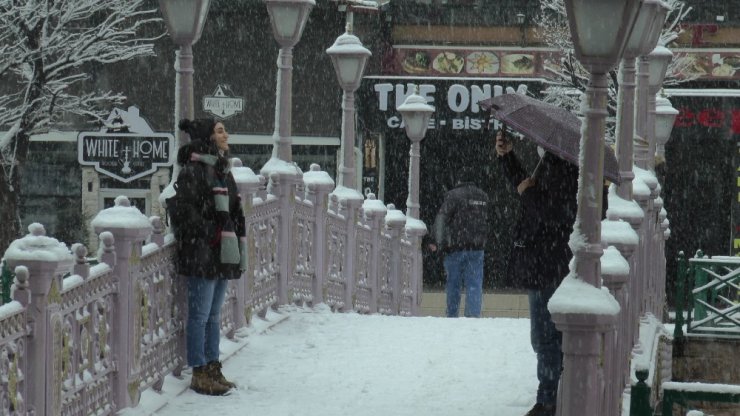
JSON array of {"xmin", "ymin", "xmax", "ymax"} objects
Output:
[
  {"xmin": 551, "ymin": 311, "xmax": 617, "ymax": 416},
  {"xmin": 91, "ymin": 196, "xmax": 152, "ymax": 409},
  {"xmin": 267, "ymin": 170, "xmax": 301, "ymax": 306},
  {"xmin": 338, "ymin": 195, "xmax": 363, "ymax": 312},
  {"xmin": 231, "ymin": 160, "xmax": 263, "ymax": 327},
  {"xmin": 303, "ymin": 164, "xmax": 335, "ymax": 306},
  {"xmin": 600, "ymin": 244, "xmax": 633, "ymax": 416},
  {"xmin": 4, "ymin": 223, "xmax": 74, "ymax": 416},
  {"xmin": 404, "ymin": 221, "xmax": 426, "ymax": 316},
  {"xmin": 362, "ymin": 194, "xmax": 387, "ymax": 314},
  {"xmin": 385, "ymin": 204, "xmax": 406, "ymax": 315}
]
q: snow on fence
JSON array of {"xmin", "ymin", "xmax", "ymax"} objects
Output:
[{"xmin": 0, "ymin": 162, "xmax": 423, "ymax": 415}]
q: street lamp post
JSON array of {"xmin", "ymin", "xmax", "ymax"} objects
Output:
[
  {"xmin": 158, "ymin": 0, "xmax": 211, "ymax": 179},
  {"xmin": 326, "ymin": 12, "xmax": 371, "ymax": 194},
  {"xmin": 553, "ymin": 1, "xmax": 641, "ymax": 415},
  {"xmin": 262, "ymin": 0, "xmax": 315, "ymax": 176},
  {"xmin": 398, "ymin": 87, "xmax": 434, "ymax": 316},
  {"xmin": 615, "ymin": 0, "xmax": 668, "ymax": 200},
  {"xmin": 398, "ymin": 88, "xmax": 434, "ymax": 221},
  {"xmin": 326, "ymin": 8, "xmax": 371, "ymax": 311},
  {"xmin": 261, "ymin": 0, "xmax": 314, "ymax": 307}
]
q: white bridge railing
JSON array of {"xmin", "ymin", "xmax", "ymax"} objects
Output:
[{"xmin": 0, "ymin": 161, "xmax": 424, "ymax": 415}]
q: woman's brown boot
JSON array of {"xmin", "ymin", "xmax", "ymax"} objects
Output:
[
  {"xmin": 206, "ymin": 361, "xmax": 236, "ymax": 389},
  {"xmin": 190, "ymin": 366, "xmax": 230, "ymax": 396}
]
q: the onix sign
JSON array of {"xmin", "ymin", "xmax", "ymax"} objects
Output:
[{"xmin": 78, "ymin": 132, "xmax": 174, "ymax": 182}]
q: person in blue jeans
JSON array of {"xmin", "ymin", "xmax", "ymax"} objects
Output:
[
  {"xmin": 429, "ymin": 166, "xmax": 490, "ymax": 318},
  {"xmin": 169, "ymin": 118, "xmax": 247, "ymax": 396}
]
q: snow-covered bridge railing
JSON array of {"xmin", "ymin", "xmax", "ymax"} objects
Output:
[{"xmin": 0, "ymin": 160, "xmax": 423, "ymax": 415}]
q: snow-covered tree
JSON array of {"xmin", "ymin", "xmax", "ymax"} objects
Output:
[
  {"xmin": 0, "ymin": 0, "xmax": 162, "ymax": 252},
  {"xmin": 534, "ymin": 0, "xmax": 694, "ymax": 142}
]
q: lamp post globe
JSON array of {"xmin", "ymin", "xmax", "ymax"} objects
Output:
[
  {"xmin": 654, "ymin": 96, "xmax": 678, "ymax": 160},
  {"xmin": 564, "ymin": 0, "xmax": 641, "ymax": 73},
  {"xmin": 648, "ymin": 46, "xmax": 674, "ymax": 93},
  {"xmin": 159, "ymin": 0, "xmax": 211, "ymax": 46},
  {"xmin": 327, "ymin": 32, "xmax": 371, "ymax": 91},
  {"xmin": 265, "ymin": 0, "xmax": 315, "ymax": 47},
  {"xmin": 326, "ymin": 28, "xmax": 371, "ymax": 193},
  {"xmin": 398, "ymin": 90, "xmax": 434, "ymax": 220}
]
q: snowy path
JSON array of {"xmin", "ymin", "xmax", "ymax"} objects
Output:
[{"xmin": 125, "ymin": 305, "xmax": 539, "ymax": 416}]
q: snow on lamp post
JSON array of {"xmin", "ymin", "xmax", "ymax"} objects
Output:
[
  {"xmin": 261, "ymin": 0, "xmax": 315, "ymax": 177},
  {"xmin": 615, "ymin": 0, "xmax": 668, "ymax": 200},
  {"xmin": 552, "ymin": 1, "xmax": 641, "ymax": 415},
  {"xmin": 326, "ymin": 14, "xmax": 371, "ymax": 196},
  {"xmin": 646, "ymin": 46, "xmax": 673, "ymax": 171},
  {"xmin": 398, "ymin": 88, "xmax": 434, "ymax": 221},
  {"xmin": 654, "ymin": 96, "xmax": 678, "ymax": 163},
  {"xmin": 159, "ymin": 0, "xmax": 211, "ymax": 178}
]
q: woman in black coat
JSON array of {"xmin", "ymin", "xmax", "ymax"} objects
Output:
[{"xmin": 168, "ymin": 118, "xmax": 246, "ymax": 396}]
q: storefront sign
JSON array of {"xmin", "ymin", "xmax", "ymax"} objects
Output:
[
  {"xmin": 203, "ymin": 84, "xmax": 244, "ymax": 120},
  {"xmin": 372, "ymin": 82, "xmax": 524, "ymax": 131},
  {"xmin": 78, "ymin": 108, "xmax": 174, "ymax": 183}
]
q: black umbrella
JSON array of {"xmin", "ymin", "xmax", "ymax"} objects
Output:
[{"xmin": 479, "ymin": 94, "xmax": 621, "ymax": 184}]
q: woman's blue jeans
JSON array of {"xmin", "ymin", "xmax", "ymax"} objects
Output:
[
  {"xmin": 443, "ymin": 250, "xmax": 484, "ymax": 317},
  {"xmin": 186, "ymin": 276, "xmax": 228, "ymax": 368},
  {"xmin": 529, "ymin": 287, "xmax": 563, "ymax": 405}
]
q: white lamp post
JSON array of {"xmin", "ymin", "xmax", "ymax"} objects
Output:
[
  {"xmin": 654, "ymin": 96, "xmax": 678, "ymax": 161},
  {"xmin": 159, "ymin": 0, "xmax": 211, "ymax": 177},
  {"xmin": 326, "ymin": 14, "xmax": 371, "ymax": 195},
  {"xmin": 262, "ymin": 0, "xmax": 315, "ymax": 176},
  {"xmin": 397, "ymin": 88, "xmax": 434, "ymax": 220},
  {"xmin": 554, "ymin": 1, "xmax": 641, "ymax": 415},
  {"xmin": 615, "ymin": 0, "xmax": 668, "ymax": 200}
]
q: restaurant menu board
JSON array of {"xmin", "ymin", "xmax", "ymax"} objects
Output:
[
  {"xmin": 393, "ymin": 47, "xmax": 740, "ymax": 80},
  {"xmin": 397, "ymin": 48, "xmax": 547, "ymax": 77}
]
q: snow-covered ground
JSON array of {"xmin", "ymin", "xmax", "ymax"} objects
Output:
[{"xmin": 123, "ymin": 304, "xmax": 539, "ymax": 416}]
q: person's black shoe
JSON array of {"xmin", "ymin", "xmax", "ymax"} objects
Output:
[{"xmin": 524, "ymin": 403, "xmax": 556, "ymax": 416}]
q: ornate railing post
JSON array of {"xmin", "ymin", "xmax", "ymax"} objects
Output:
[
  {"xmin": 336, "ymin": 194, "xmax": 363, "ymax": 312},
  {"xmin": 92, "ymin": 196, "xmax": 152, "ymax": 409},
  {"xmin": 363, "ymin": 194, "xmax": 387, "ymax": 314},
  {"xmin": 302, "ymin": 164, "xmax": 334, "ymax": 305},
  {"xmin": 4, "ymin": 223, "xmax": 74, "ymax": 415},
  {"xmin": 385, "ymin": 205, "xmax": 406, "ymax": 315},
  {"xmin": 231, "ymin": 160, "xmax": 262, "ymax": 326},
  {"xmin": 673, "ymin": 251, "xmax": 687, "ymax": 342},
  {"xmin": 265, "ymin": 170, "xmax": 301, "ymax": 306}
]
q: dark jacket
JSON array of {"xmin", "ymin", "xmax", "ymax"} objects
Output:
[
  {"xmin": 169, "ymin": 140, "xmax": 246, "ymax": 279},
  {"xmin": 500, "ymin": 151, "xmax": 606, "ymax": 290},
  {"xmin": 433, "ymin": 182, "xmax": 490, "ymax": 253}
]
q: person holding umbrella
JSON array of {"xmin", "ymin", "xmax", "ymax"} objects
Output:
[{"xmin": 496, "ymin": 124, "xmax": 608, "ymax": 416}]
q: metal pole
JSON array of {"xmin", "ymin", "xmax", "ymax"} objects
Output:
[
  {"xmin": 615, "ymin": 58, "xmax": 637, "ymax": 200},
  {"xmin": 272, "ymin": 47, "xmax": 294, "ymax": 162},
  {"xmin": 406, "ymin": 139, "xmax": 421, "ymax": 220},
  {"xmin": 171, "ymin": 44, "xmax": 194, "ymax": 182},
  {"xmin": 339, "ymin": 89, "xmax": 356, "ymax": 189},
  {"xmin": 635, "ymin": 56, "xmax": 650, "ymax": 169},
  {"xmin": 573, "ymin": 72, "xmax": 608, "ymax": 288}
]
